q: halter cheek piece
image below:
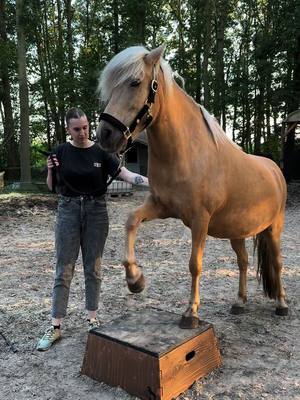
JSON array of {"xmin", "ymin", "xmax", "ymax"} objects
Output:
[{"xmin": 99, "ymin": 71, "xmax": 158, "ymax": 148}]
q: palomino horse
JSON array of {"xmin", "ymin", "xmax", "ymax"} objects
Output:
[{"xmin": 97, "ymin": 45, "xmax": 288, "ymax": 328}]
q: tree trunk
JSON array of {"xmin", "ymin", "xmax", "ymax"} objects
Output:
[
  {"xmin": 231, "ymin": 54, "xmax": 241, "ymax": 143},
  {"xmin": 16, "ymin": 0, "xmax": 31, "ymax": 183},
  {"xmin": 170, "ymin": 1, "xmax": 186, "ymax": 76},
  {"xmin": 202, "ymin": 0, "xmax": 212, "ymax": 109},
  {"xmin": 190, "ymin": 0, "xmax": 202, "ymax": 102},
  {"xmin": 289, "ymin": 29, "xmax": 300, "ymax": 112},
  {"xmin": 213, "ymin": 0, "xmax": 228, "ymax": 129},
  {"xmin": 112, "ymin": 0, "xmax": 119, "ymax": 54},
  {"xmin": 0, "ymin": 0, "xmax": 18, "ymax": 169},
  {"xmin": 64, "ymin": 0, "xmax": 75, "ymax": 105},
  {"xmin": 42, "ymin": 0, "xmax": 60, "ymax": 144},
  {"xmin": 85, "ymin": 0, "xmax": 90, "ymax": 46},
  {"xmin": 135, "ymin": 0, "xmax": 147, "ymax": 45},
  {"xmin": 254, "ymin": 79, "xmax": 264, "ymax": 154},
  {"xmin": 33, "ymin": 14, "xmax": 52, "ymax": 149},
  {"xmin": 244, "ymin": 38, "xmax": 252, "ymax": 153},
  {"xmin": 56, "ymin": 0, "xmax": 66, "ymax": 142}
]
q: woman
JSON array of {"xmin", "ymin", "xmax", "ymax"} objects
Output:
[{"xmin": 37, "ymin": 108, "xmax": 148, "ymax": 351}]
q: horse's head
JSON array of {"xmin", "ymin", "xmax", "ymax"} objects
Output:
[{"xmin": 96, "ymin": 45, "xmax": 165, "ymax": 153}]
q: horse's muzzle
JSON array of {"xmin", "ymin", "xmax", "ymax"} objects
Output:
[{"xmin": 96, "ymin": 121, "xmax": 127, "ymax": 153}]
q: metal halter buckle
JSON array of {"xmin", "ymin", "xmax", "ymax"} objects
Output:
[
  {"xmin": 123, "ymin": 128, "xmax": 132, "ymax": 139},
  {"xmin": 151, "ymin": 79, "xmax": 158, "ymax": 92}
]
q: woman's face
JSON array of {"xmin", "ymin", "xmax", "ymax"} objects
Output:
[{"xmin": 67, "ymin": 116, "xmax": 90, "ymax": 147}]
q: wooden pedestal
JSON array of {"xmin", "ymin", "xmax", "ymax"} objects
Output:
[{"xmin": 81, "ymin": 308, "xmax": 221, "ymax": 400}]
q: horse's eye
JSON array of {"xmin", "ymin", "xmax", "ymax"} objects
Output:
[{"xmin": 130, "ymin": 79, "xmax": 141, "ymax": 87}]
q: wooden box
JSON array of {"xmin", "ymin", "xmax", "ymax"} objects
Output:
[{"xmin": 81, "ymin": 308, "xmax": 221, "ymax": 400}]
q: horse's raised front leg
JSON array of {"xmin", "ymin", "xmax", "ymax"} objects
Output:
[
  {"xmin": 180, "ymin": 213, "xmax": 209, "ymax": 329},
  {"xmin": 123, "ymin": 194, "xmax": 166, "ymax": 293},
  {"xmin": 230, "ymin": 239, "xmax": 248, "ymax": 315}
]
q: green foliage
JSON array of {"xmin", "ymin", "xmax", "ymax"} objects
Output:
[
  {"xmin": 0, "ymin": 0, "xmax": 299, "ymax": 170},
  {"xmin": 260, "ymin": 135, "xmax": 281, "ymax": 163},
  {"xmin": 30, "ymin": 141, "xmax": 49, "ymax": 168}
]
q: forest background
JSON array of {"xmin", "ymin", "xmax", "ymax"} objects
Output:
[{"xmin": 0, "ymin": 0, "xmax": 299, "ymax": 184}]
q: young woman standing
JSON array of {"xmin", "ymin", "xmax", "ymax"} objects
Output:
[{"xmin": 37, "ymin": 108, "xmax": 148, "ymax": 351}]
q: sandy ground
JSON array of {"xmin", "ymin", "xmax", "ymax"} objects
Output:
[{"xmin": 0, "ymin": 184, "xmax": 299, "ymax": 400}]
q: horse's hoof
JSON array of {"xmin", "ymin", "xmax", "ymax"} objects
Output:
[
  {"xmin": 179, "ymin": 316, "xmax": 199, "ymax": 329},
  {"xmin": 275, "ymin": 306, "xmax": 289, "ymax": 316},
  {"xmin": 230, "ymin": 304, "xmax": 245, "ymax": 315},
  {"xmin": 127, "ymin": 274, "xmax": 145, "ymax": 293}
]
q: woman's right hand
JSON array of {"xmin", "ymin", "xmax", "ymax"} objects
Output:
[{"xmin": 47, "ymin": 154, "xmax": 59, "ymax": 170}]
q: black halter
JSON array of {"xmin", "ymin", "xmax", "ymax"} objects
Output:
[{"xmin": 99, "ymin": 74, "xmax": 158, "ymax": 148}]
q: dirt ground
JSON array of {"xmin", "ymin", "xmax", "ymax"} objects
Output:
[{"xmin": 0, "ymin": 184, "xmax": 299, "ymax": 400}]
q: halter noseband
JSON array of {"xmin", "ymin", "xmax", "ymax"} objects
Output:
[{"xmin": 99, "ymin": 68, "xmax": 159, "ymax": 147}]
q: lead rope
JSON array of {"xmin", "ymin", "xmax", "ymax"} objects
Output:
[{"xmin": 105, "ymin": 144, "xmax": 134, "ymax": 187}]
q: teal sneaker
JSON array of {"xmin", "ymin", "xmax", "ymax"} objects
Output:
[
  {"xmin": 36, "ymin": 327, "xmax": 61, "ymax": 351},
  {"xmin": 88, "ymin": 318, "xmax": 101, "ymax": 332}
]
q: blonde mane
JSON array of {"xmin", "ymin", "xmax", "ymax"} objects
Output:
[
  {"xmin": 199, "ymin": 105, "xmax": 242, "ymax": 151},
  {"xmin": 99, "ymin": 46, "xmax": 240, "ymax": 150}
]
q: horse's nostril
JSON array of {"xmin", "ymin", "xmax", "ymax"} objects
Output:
[{"xmin": 102, "ymin": 126, "xmax": 112, "ymax": 140}]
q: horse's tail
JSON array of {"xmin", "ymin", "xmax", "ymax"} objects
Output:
[{"xmin": 254, "ymin": 229, "xmax": 279, "ymax": 299}]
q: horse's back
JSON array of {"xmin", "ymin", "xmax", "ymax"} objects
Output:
[
  {"xmin": 246, "ymin": 154, "xmax": 286, "ymax": 204},
  {"xmin": 222, "ymin": 150, "xmax": 286, "ymax": 205}
]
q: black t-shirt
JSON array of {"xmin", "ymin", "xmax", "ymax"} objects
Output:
[{"xmin": 52, "ymin": 142, "xmax": 120, "ymax": 196}]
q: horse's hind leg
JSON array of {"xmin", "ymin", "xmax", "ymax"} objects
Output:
[
  {"xmin": 123, "ymin": 195, "xmax": 166, "ymax": 293},
  {"xmin": 230, "ymin": 239, "xmax": 248, "ymax": 315}
]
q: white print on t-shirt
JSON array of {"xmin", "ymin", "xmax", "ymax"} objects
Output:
[{"xmin": 93, "ymin": 162, "xmax": 102, "ymax": 168}]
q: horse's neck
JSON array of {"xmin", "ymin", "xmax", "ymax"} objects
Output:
[{"xmin": 147, "ymin": 83, "xmax": 215, "ymax": 164}]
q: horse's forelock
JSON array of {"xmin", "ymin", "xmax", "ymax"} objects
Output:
[
  {"xmin": 98, "ymin": 46, "xmax": 149, "ymax": 102},
  {"xmin": 98, "ymin": 46, "xmax": 174, "ymax": 102}
]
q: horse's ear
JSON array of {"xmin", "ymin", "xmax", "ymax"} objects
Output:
[{"xmin": 144, "ymin": 45, "xmax": 165, "ymax": 66}]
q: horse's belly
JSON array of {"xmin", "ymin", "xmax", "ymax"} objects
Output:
[{"xmin": 208, "ymin": 201, "xmax": 280, "ymax": 239}]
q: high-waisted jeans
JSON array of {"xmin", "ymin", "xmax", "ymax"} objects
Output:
[{"xmin": 52, "ymin": 195, "xmax": 109, "ymax": 318}]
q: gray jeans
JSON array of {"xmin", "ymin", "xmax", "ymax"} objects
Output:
[{"xmin": 52, "ymin": 195, "xmax": 109, "ymax": 318}]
